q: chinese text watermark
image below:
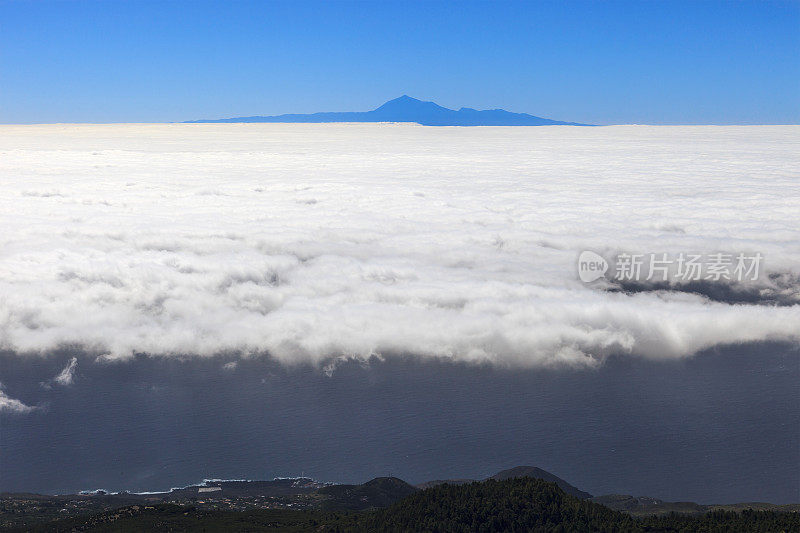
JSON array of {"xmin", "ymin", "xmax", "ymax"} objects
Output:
[{"xmin": 578, "ymin": 251, "xmax": 762, "ymax": 283}]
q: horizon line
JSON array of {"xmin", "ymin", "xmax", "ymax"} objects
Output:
[{"xmin": 2, "ymin": 121, "xmax": 800, "ymax": 126}]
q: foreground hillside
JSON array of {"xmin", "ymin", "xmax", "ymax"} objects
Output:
[
  {"xmin": 7, "ymin": 478, "xmax": 799, "ymax": 532},
  {"xmin": 416, "ymin": 466, "xmax": 591, "ymax": 500},
  {"xmin": 363, "ymin": 479, "xmax": 800, "ymax": 532},
  {"xmin": 318, "ymin": 477, "xmax": 417, "ymax": 510}
]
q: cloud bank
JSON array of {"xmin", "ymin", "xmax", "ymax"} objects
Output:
[
  {"xmin": 0, "ymin": 384, "xmax": 36, "ymax": 414},
  {"xmin": 53, "ymin": 357, "xmax": 78, "ymax": 385},
  {"xmin": 0, "ymin": 124, "xmax": 798, "ymax": 367},
  {"xmin": 40, "ymin": 356, "xmax": 79, "ymax": 389}
]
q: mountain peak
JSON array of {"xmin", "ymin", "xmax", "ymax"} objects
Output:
[
  {"xmin": 373, "ymin": 95, "xmax": 449, "ymax": 114},
  {"xmin": 389, "ymin": 95, "xmax": 421, "ymax": 103},
  {"xmin": 489, "ymin": 466, "xmax": 592, "ymax": 499},
  {"xmin": 188, "ymin": 96, "xmax": 590, "ymax": 126}
]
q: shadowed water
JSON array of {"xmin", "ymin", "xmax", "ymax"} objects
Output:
[{"xmin": 1, "ymin": 343, "xmax": 798, "ymax": 504}]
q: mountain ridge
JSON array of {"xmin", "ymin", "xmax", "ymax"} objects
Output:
[
  {"xmin": 489, "ymin": 466, "xmax": 593, "ymax": 499},
  {"xmin": 186, "ymin": 95, "xmax": 591, "ymax": 126},
  {"xmin": 13, "ymin": 478, "xmax": 800, "ymax": 532},
  {"xmin": 4, "ymin": 465, "xmax": 799, "ymax": 529},
  {"xmin": 415, "ymin": 465, "xmax": 592, "ymax": 499}
]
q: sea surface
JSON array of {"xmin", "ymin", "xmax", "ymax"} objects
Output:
[{"xmin": 1, "ymin": 343, "xmax": 798, "ymax": 503}]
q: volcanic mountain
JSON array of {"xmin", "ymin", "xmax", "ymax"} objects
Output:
[{"xmin": 187, "ymin": 95, "xmax": 590, "ymax": 126}]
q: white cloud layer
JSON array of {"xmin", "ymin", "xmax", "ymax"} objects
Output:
[
  {"xmin": 0, "ymin": 124, "xmax": 798, "ymax": 367},
  {"xmin": 53, "ymin": 356, "xmax": 78, "ymax": 386},
  {"xmin": 0, "ymin": 384, "xmax": 36, "ymax": 414},
  {"xmin": 40, "ymin": 357, "xmax": 80, "ymax": 390}
]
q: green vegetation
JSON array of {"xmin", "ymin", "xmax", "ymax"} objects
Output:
[
  {"xmin": 5, "ymin": 478, "xmax": 799, "ymax": 532},
  {"xmin": 361, "ymin": 478, "xmax": 633, "ymax": 532},
  {"xmin": 643, "ymin": 509, "xmax": 800, "ymax": 533},
  {"xmin": 318, "ymin": 477, "xmax": 418, "ymax": 510},
  {"xmin": 6, "ymin": 504, "xmax": 363, "ymax": 532},
  {"xmin": 362, "ymin": 478, "xmax": 800, "ymax": 532}
]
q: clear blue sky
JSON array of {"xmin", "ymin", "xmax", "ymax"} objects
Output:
[{"xmin": 1, "ymin": 0, "xmax": 798, "ymax": 124}]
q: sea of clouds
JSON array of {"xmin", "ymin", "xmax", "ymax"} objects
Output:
[{"xmin": 1, "ymin": 123, "xmax": 799, "ymax": 374}]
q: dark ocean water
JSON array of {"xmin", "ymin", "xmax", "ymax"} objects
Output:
[{"xmin": 1, "ymin": 343, "xmax": 798, "ymax": 504}]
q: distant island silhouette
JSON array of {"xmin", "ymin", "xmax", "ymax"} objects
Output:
[{"xmin": 186, "ymin": 95, "xmax": 591, "ymax": 126}]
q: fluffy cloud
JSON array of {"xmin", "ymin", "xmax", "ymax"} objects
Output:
[
  {"xmin": 0, "ymin": 384, "xmax": 36, "ymax": 414},
  {"xmin": 0, "ymin": 124, "xmax": 798, "ymax": 367},
  {"xmin": 54, "ymin": 357, "xmax": 78, "ymax": 386},
  {"xmin": 40, "ymin": 357, "xmax": 78, "ymax": 389}
]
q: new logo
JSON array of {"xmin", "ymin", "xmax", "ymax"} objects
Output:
[{"xmin": 577, "ymin": 251, "xmax": 608, "ymax": 283}]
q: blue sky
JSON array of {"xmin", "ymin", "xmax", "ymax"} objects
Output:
[{"xmin": 1, "ymin": 0, "xmax": 798, "ymax": 124}]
